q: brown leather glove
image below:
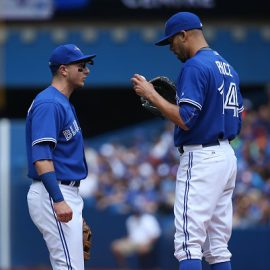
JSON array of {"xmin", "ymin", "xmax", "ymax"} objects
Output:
[{"xmin": 83, "ymin": 218, "xmax": 92, "ymax": 260}]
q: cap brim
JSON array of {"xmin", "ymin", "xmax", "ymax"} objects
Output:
[
  {"xmin": 155, "ymin": 32, "xmax": 175, "ymax": 46},
  {"xmin": 155, "ymin": 37, "xmax": 170, "ymax": 46},
  {"xmin": 155, "ymin": 25, "xmax": 203, "ymax": 46},
  {"xmin": 69, "ymin": 54, "xmax": 96, "ymax": 64}
]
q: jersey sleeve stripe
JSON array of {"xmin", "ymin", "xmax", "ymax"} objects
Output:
[
  {"xmin": 32, "ymin": 138, "xmax": 57, "ymax": 147},
  {"xmin": 179, "ymin": 98, "xmax": 202, "ymax": 110}
]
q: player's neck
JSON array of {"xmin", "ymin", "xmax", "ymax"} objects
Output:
[
  {"xmin": 191, "ymin": 41, "xmax": 209, "ymax": 57},
  {"xmin": 51, "ymin": 81, "xmax": 73, "ymax": 98}
]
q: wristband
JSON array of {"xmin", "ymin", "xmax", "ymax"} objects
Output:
[{"xmin": 40, "ymin": 171, "xmax": 64, "ymax": 203}]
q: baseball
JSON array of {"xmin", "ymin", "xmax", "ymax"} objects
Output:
[{"xmin": 140, "ymin": 75, "xmax": 146, "ymax": 80}]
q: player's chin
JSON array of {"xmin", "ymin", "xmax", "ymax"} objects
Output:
[{"xmin": 77, "ymin": 81, "xmax": 85, "ymax": 88}]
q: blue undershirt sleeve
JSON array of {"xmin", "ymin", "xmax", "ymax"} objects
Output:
[
  {"xmin": 179, "ymin": 103, "xmax": 200, "ymax": 129},
  {"xmin": 32, "ymin": 142, "xmax": 54, "ymax": 163},
  {"xmin": 33, "ymin": 143, "xmax": 64, "ymax": 203}
]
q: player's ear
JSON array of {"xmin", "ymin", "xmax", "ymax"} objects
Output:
[
  {"xmin": 179, "ymin": 31, "xmax": 188, "ymax": 41},
  {"xmin": 58, "ymin": 65, "xmax": 68, "ymax": 76}
]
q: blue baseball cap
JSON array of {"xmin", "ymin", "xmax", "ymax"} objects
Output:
[
  {"xmin": 49, "ymin": 44, "xmax": 96, "ymax": 68},
  {"xmin": 155, "ymin": 12, "xmax": 203, "ymax": 46}
]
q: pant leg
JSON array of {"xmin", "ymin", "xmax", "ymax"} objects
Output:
[
  {"xmin": 203, "ymin": 146, "xmax": 237, "ymax": 264},
  {"xmin": 27, "ymin": 182, "xmax": 84, "ymax": 270}
]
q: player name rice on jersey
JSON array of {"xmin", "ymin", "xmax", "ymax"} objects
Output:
[{"xmin": 215, "ymin": 60, "xmax": 233, "ymax": 77}]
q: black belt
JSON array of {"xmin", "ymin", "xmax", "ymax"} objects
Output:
[
  {"xmin": 60, "ymin": 180, "xmax": 80, "ymax": 187},
  {"xmin": 33, "ymin": 179, "xmax": 80, "ymax": 187},
  {"xmin": 178, "ymin": 141, "xmax": 220, "ymax": 154}
]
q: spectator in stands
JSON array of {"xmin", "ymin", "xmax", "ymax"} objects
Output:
[{"xmin": 111, "ymin": 207, "xmax": 161, "ymax": 269}]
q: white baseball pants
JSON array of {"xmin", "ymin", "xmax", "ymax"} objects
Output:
[{"xmin": 174, "ymin": 140, "xmax": 237, "ymax": 264}]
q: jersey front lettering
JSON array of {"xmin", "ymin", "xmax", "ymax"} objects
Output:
[{"xmin": 63, "ymin": 119, "xmax": 80, "ymax": 141}]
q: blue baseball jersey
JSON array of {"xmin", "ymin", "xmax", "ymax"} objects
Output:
[
  {"xmin": 174, "ymin": 48, "xmax": 244, "ymax": 146},
  {"xmin": 26, "ymin": 86, "xmax": 88, "ymax": 181}
]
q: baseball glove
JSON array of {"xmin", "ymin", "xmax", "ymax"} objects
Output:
[
  {"xmin": 140, "ymin": 76, "xmax": 176, "ymax": 117},
  {"xmin": 83, "ymin": 218, "xmax": 92, "ymax": 261}
]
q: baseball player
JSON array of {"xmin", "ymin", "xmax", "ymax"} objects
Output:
[
  {"xmin": 26, "ymin": 44, "xmax": 96, "ymax": 270},
  {"xmin": 131, "ymin": 12, "xmax": 244, "ymax": 270}
]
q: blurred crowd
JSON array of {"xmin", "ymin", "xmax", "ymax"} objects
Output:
[
  {"xmin": 232, "ymin": 100, "xmax": 270, "ymax": 228},
  {"xmin": 79, "ymin": 100, "xmax": 270, "ymax": 229}
]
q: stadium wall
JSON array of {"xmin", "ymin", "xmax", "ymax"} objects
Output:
[{"xmin": 2, "ymin": 25, "xmax": 270, "ymax": 87}]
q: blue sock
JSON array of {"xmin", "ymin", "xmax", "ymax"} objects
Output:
[
  {"xmin": 179, "ymin": 259, "xmax": 202, "ymax": 270},
  {"xmin": 210, "ymin": 261, "xmax": 232, "ymax": 270}
]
